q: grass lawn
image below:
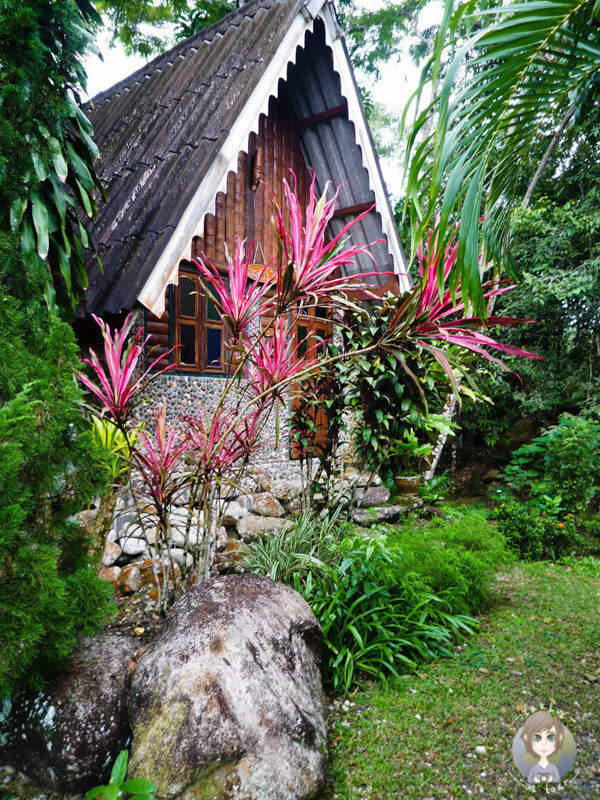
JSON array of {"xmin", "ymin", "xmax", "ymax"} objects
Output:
[{"xmin": 318, "ymin": 559, "xmax": 600, "ymax": 799}]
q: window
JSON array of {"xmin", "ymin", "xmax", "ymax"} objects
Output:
[
  {"xmin": 174, "ymin": 268, "xmax": 226, "ymax": 373},
  {"xmin": 290, "ymin": 305, "xmax": 332, "ymax": 457}
]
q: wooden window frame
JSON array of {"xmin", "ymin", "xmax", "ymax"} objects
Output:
[
  {"xmin": 290, "ymin": 304, "xmax": 333, "ymax": 458},
  {"xmin": 174, "ymin": 266, "xmax": 227, "ymax": 375}
]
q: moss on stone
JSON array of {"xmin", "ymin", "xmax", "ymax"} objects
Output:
[{"xmin": 127, "ymin": 699, "xmax": 189, "ymax": 795}]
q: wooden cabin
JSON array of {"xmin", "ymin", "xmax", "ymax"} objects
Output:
[{"xmin": 80, "ymin": 0, "xmax": 408, "ymax": 473}]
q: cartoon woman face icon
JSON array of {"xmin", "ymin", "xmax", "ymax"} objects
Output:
[
  {"xmin": 521, "ymin": 712, "xmax": 563, "ymax": 783},
  {"xmin": 512, "ymin": 710, "xmax": 577, "ymax": 785}
]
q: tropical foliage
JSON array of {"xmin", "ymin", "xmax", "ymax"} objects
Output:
[
  {"xmin": 501, "ymin": 414, "xmax": 600, "ymax": 515},
  {"xmin": 84, "ymin": 749, "xmax": 156, "ymax": 800},
  {"xmin": 243, "ymin": 509, "xmax": 510, "ymax": 694},
  {"xmin": 78, "ymin": 177, "xmax": 383, "ymax": 610},
  {"xmin": 0, "ymin": 291, "xmax": 114, "ymax": 698},
  {"xmin": 79, "ymin": 313, "xmax": 174, "ymax": 427},
  {"xmin": 403, "ymin": 0, "xmax": 600, "ymax": 314},
  {"xmin": 493, "ymin": 502, "xmax": 578, "ymax": 561},
  {"xmin": 0, "ymin": 0, "xmax": 104, "ymax": 317},
  {"xmin": 291, "ymin": 224, "xmax": 540, "ymax": 496},
  {"xmin": 459, "ymin": 144, "xmax": 600, "ymax": 440}
]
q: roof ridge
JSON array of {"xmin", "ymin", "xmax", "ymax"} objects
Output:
[{"xmin": 89, "ymin": 0, "xmax": 286, "ymax": 105}]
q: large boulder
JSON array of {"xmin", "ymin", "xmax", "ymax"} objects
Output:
[
  {"xmin": 0, "ymin": 633, "xmax": 137, "ymax": 794},
  {"xmin": 252, "ymin": 492, "xmax": 285, "ymax": 518},
  {"xmin": 128, "ymin": 573, "xmax": 327, "ymax": 800},
  {"xmin": 350, "ymin": 505, "xmax": 411, "ymax": 526}
]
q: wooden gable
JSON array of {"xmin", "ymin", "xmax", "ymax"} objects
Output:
[
  {"xmin": 146, "ymin": 93, "xmax": 313, "ymax": 372},
  {"xmin": 83, "ymin": 0, "xmax": 408, "ymax": 326}
]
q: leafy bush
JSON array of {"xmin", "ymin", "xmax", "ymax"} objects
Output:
[
  {"xmin": 337, "ymin": 300, "xmax": 449, "ymax": 485},
  {"xmin": 0, "ymin": 295, "xmax": 114, "ymax": 697},
  {"xmin": 243, "ymin": 509, "xmax": 509, "ymax": 694},
  {"xmin": 503, "ymin": 413, "xmax": 600, "ymax": 514},
  {"xmin": 418, "ymin": 470, "xmax": 452, "ymax": 504},
  {"xmin": 386, "ymin": 509, "xmax": 513, "ymax": 616},
  {"xmin": 493, "ymin": 501, "xmax": 577, "ymax": 560},
  {"xmin": 300, "ymin": 532, "xmax": 478, "ymax": 693},
  {"xmin": 579, "ymin": 515, "xmax": 600, "ymax": 553}
]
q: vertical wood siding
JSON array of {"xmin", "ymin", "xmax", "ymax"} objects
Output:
[{"xmin": 146, "ymin": 94, "xmax": 312, "ymax": 370}]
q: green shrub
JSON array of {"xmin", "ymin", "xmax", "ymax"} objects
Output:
[
  {"xmin": 0, "ymin": 296, "xmax": 114, "ymax": 698},
  {"xmin": 242, "ymin": 509, "xmax": 508, "ymax": 694},
  {"xmin": 582, "ymin": 515, "xmax": 600, "ymax": 540},
  {"xmin": 387, "ymin": 509, "xmax": 513, "ymax": 615},
  {"xmin": 493, "ymin": 501, "xmax": 577, "ymax": 560},
  {"xmin": 294, "ymin": 532, "xmax": 477, "ymax": 694},
  {"xmin": 503, "ymin": 413, "xmax": 600, "ymax": 514},
  {"xmin": 567, "ymin": 514, "xmax": 600, "ymax": 556},
  {"xmin": 418, "ymin": 471, "xmax": 452, "ymax": 505}
]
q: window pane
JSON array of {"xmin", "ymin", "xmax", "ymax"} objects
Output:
[
  {"xmin": 315, "ymin": 327, "xmax": 329, "ymax": 355},
  {"xmin": 298, "ymin": 325, "xmax": 308, "ymax": 358},
  {"xmin": 180, "ymin": 276, "xmax": 196, "ymax": 318},
  {"xmin": 206, "ymin": 328, "xmax": 222, "ymax": 368},
  {"xmin": 207, "ymin": 286, "xmax": 221, "ymax": 322},
  {"xmin": 315, "ymin": 305, "xmax": 328, "ymax": 319},
  {"xmin": 179, "ymin": 324, "xmax": 197, "ymax": 365}
]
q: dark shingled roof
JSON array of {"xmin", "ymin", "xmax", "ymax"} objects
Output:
[{"xmin": 84, "ymin": 0, "xmax": 405, "ymax": 315}]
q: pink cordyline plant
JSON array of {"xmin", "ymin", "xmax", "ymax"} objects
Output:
[
  {"xmin": 269, "ymin": 173, "xmax": 384, "ymax": 313},
  {"xmin": 184, "ymin": 405, "xmax": 268, "ymax": 480},
  {"xmin": 78, "ymin": 313, "xmax": 174, "ymax": 427},
  {"xmin": 245, "ymin": 317, "xmax": 322, "ymax": 402},
  {"xmin": 131, "ymin": 407, "xmax": 190, "ymax": 613},
  {"xmin": 387, "ymin": 228, "xmax": 542, "ymax": 391},
  {"xmin": 192, "ymin": 238, "xmax": 274, "ymax": 344},
  {"xmin": 132, "ymin": 407, "xmax": 189, "ymax": 513}
]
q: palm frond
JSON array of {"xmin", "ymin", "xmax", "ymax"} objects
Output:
[{"xmin": 403, "ymin": 0, "xmax": 600, "ymax": 315}]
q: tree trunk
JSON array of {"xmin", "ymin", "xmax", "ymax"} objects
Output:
[
  {"xmin": 522, "ymin": 105, "xmax": 575, "ymax": 209},
  {"xmin": 424, "ymin": 393, "xmax": 457, "ymax": 481},
  {"xmin": 90, "ymin": 491, "xmax": 118, "ymax": 564}
]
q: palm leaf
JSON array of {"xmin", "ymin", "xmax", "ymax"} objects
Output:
[{"xmin": 403, "ymin": 0, "xmax": 600, "ymax": 315}]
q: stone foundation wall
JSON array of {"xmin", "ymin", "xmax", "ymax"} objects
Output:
[
  {"xmin": 83, "ymin": 473, "xmax": 427, "ymax": 598},
  {"xmin": 138, "ymin": 372, "xmax": 304, "ymax": 481}
]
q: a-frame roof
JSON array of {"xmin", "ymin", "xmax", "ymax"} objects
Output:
[{"xmin": 84, "ymin": 0, "xmax": 408, "ymax": 317}]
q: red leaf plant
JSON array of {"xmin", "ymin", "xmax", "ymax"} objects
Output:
[
  {"xmin": 268, "ymin": 173, "xmax": 384, "ymax": 313},
  {"xmin": 78, "ymin": 313, "xmax": 174, "ymax": 427},
  {"xmin": 387, "ymin": 228, "xmax": 542, "ymax": 393},
  {"xmin": 181, "ymin": 404, "xmax": 272, "ymax": 582},
  {"xmin": 127, "ymin": 407, "xmax": 190, "ymax": 612},
  {"xmin": 245, "ymin": 317, "xmax": 324, "ymax": 402},
  {"xmin": 183, "ymin": 405, "xmax": 270, "ymax": 482},
  {"xmin": 192, "ymin": 237, "xmax": 274, "ymax": 344},
  {"xmin": 132, "ymin": 407, "xmax": 189, "ymax": 512}
]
